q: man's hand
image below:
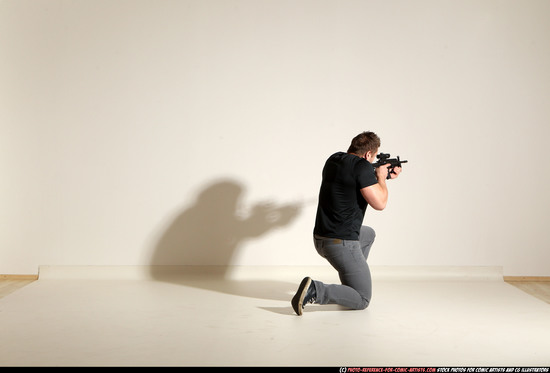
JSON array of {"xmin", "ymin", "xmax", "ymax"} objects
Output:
[
  {"xmin": 389, "ymin": 166, "xmax": 402, "ymax": 179},
  {"xmin": 375, "ymin": 164, "xmax": 390, "ymax": 181}
]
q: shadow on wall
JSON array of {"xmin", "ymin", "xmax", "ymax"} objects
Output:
[{"xmin": 149, "ymin": 178, "xmax": 303, "ymax": 302}]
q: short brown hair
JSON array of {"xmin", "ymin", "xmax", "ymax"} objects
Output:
[{"xmin": 347, "ymin": 131, "xmax": 381, "ymax": 155}]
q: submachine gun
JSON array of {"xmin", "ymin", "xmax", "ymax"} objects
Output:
[{"xmin": 372, "ymin": 153, "xmax": 408, "ymax": 179}]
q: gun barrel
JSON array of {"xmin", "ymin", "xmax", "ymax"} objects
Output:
[{"xmin": 374, "ymin": 159, "xmax": 408, "ymax": 167}]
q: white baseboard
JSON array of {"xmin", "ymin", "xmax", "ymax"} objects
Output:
[{"xmin": 37, "ymin": 265, "xmax": 503, "ymax": 282}]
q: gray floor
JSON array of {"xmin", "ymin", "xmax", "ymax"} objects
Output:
[{"xmin": 1, "ymin": 266, "xmax": 549, "ymax": 366}]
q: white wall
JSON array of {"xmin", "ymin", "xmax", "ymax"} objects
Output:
[{"xmin": 2, "ymin": 0, "xmax": 550, "ymax": 276}]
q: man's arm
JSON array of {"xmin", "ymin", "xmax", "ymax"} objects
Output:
[
  {"xmin": 361, "ymin": 180, "xmax": 388, "ymax": 211},
  {"xmin": 360, "ymin": 164, "xmax": 397, "ymax": 210}
]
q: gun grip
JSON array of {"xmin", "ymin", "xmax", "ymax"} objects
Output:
[{"xmin": 386, "ymin": 166, "xmax": 394, "ymax": 179}]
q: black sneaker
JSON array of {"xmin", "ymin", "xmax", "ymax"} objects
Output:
[{"xmin": 291, "ymin": 277, "xmax": 316, "ymax": 316}]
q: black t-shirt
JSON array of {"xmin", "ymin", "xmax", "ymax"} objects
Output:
[{"xmin": 314, "ymin": 152, "xmax": 378, "ymax": 240}]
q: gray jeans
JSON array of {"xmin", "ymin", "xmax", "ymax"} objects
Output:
[{"xmin": 312, "ymin": 226, "xmax": 376, "ymax": 310}]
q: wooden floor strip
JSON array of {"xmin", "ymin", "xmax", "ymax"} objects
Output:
[
  {"xmin": 0, "ymin": 274, "xmax": 39, "ymax": 280},
  {"xmin": 503, "ymin": 276, "xmax": 550, "ymax": 282}
]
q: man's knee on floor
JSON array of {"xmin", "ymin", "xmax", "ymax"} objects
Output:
[{"xmin": 354, "ymin": 297, "xmax": 370, "ymax": 310}]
